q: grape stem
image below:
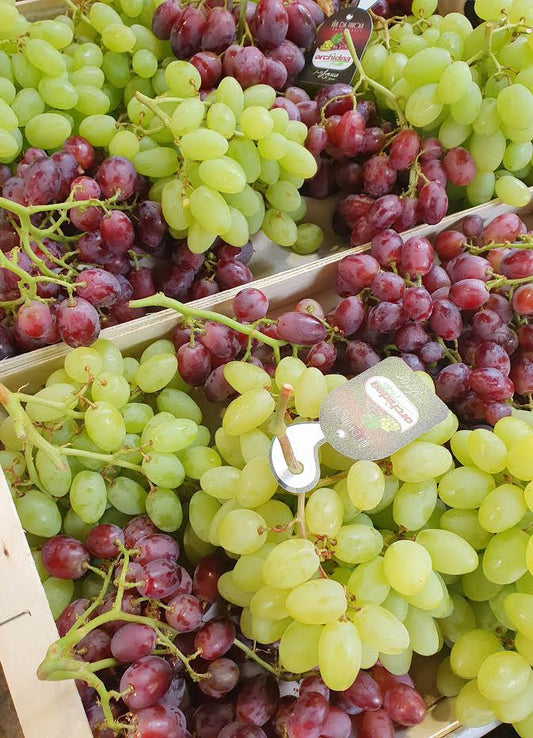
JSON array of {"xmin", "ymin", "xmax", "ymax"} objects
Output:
[
  {"xmin": 273, "ymin": 384, "xmax": 304, "ymax": 475},
  {"xmin": 129, "ymin": 292, "xmax": 287, "ymax": 362},
  {"xmin": 343, "ymin": 29, "xmax": 407, "ymax": 126},
  {"xmin": 231, "ymin": 638, "xmax": 279, "ymax": 676}
]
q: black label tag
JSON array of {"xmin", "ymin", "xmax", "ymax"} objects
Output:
[{"xmin": 298, "ymin": 7, "xmax": 372, "ymax": 88}]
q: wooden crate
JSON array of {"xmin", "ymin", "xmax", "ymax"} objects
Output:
[{"xmin": 1, "ymin": 192, "xmax": 528, "ymax": 738}]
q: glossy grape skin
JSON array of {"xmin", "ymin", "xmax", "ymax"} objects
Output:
[
  {"xmin": 120, "ymin": 656, "xmax": 173, "ymax": 710},
  {"xmin": 41, "ymin": 536, "xmax": 89, "ymax": 580}
]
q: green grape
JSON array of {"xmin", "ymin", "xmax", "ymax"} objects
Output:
[
  {"xmin": 215, "ymin": 427, "xmax": 245, "ymax": 468},
  {"xmin": 35, "ymin": 449, "xmax": 71, "ymax": 497},
  {"xmin": 439, "ymin": 117, "xmax": 471, "ymax": 149},
  {"xmin": 73, "ymin": 42, "xmax": 103, "ymax": 68},
  {"xmin": 63, "ymin": 508, "xmax": 95, "ymax": 540},
  {"xmin": 416, "ymin": 529, "xmax": 478, "ymax": 575},
  {"xmin": 478, "ymin": 483, "xmax": 527, "ymax": 533},
  {"xmin": 221, "ymin": 206, "xmax": 250, "ymax": 248},
  {"xmin": 106, "ymin": 476, "xmax": 146, "ymax": 515},
  {"xmin": 70, "ymin": 470, "xmax": 107, "ymax": 523},
  {"xmin": 257, "ymin": 132, "xmax": 287, "ymax": 161},
  {"xmin": 347, "ymin": 557, "xmax": 390, "ymax": 604},
  {"xmin": 160, "ymin": 179, "xmax": 190, "ymax": 231},
  {"xmin": 142, "ymin": 452, "xmax": 185, "ymax": 487},
  {"xmin": 504, "ymin": 592, "xmax": 533, "ymax": 640},
  {"xmin": 89, "ymin": 2, "xmax": 122, "ymax": 32},
  {"xmin": 405, "ymin": 84, "xmax": 442, "ymax": 127},
  {"xmin": 0, "ymin": 417, "xmax": 23, "ymax": 452},
  {"xmin": 181, "ymin": 446, "xmax": 221, "ymax": 480},
  {"xmin": 90, "ymin": 372, "xmax": 130, "ymax": 409},
  {"xmin": 318, "ymin": 620, "xmax": 361, "ymax": 691},
  {"xmin": 144, "ymin": 487, "xmax": 182, "ymax": 532},
  {"xmin": 142, "ymin": 417, "xmax": 197, "ymax": 453},
  {"xmin": 100, "ymin": 23, "xmax": 136, "ymax": 53},
  {"xmin": 256, "ymin": 500, "xmax": 292, "ymax": 545},
  {"xmin": 504, "ymin": 140, "xmax": 533, "ymax": 171},
  {"xmin": 280, "ymin": 141, "xmax": 317, "ymax": 179},
  {"xmin": 362, "ymin": 43, "xmax": 388, "ymax": 78},
  {"xmin": 263, "ymin": 538, "xmax": 319, "ymax": 589},
  {"xmin": 239, "ymin": 106, "xmax": 274, "ymax": 140},
  {"xmin": 78, "ymin": 114, "xmax": 116, "ymax": 147},
  {"xmin": 418, "ymin": 411, "xmax": 458, "ymax": 445},
  {"xmin": 201, "ymin": 465, "xmax": 240, "ymax": 500},
  {"xmin": 70, "ymin": 65, "xmax": 105, "ymax": 88},
  {"xmin": 393, "ymin": 479, "xmax": 437, "ymax": 530},
  {"xmin": 250, "ymin": 585, "xmax": 288, "ymax": 619},
  {"xmin": 284, "ymin": 120, "xmax": 308, "ymax": 145},
  {"xmin": 320, "ymin": 443, "xmax": 353, "ymax": 472},
  {"xmin": 404, "ymin": 606, "xmax": 441, "ymax": 656},
  {"xmin": 135, "ymin": 354, "xmax": 177, "ymax": 393},
  {"xmin": 236, "ymin": 457, "xmax": 277, "ymax": 508},
  {"xmin": 223, "ymin": 362, "xmax": 271, "ymax": 395},
  {"xmin": 26, "ymin": 384, "xmax": 78, "ymax": 424},
  {"xmin": 408, "ymin": 572, "xmax": 448, "ymax": 613},
  {"xmin": 438, "ymin": 592, "xmax": 476, "ymax": 643},
  {"xmin": 251, "ymin": 614, "xmax": 291, "ymax": 644},
  {"xmin": 440, "ymin": 509, "xmax": 492, "ymax": 551},
  {"xmin": 380, "ymin": 650, "xmax": 413, "ymax": 676},
  {"xmin": 25, "ymin": 38, "xmax": 66, "ymax": 76},
  {"xmin": 274, "ymin": 356, "xmax": 306, "ymax": 388},
  {"xmin": 497, "ymin": 83, "xmax": 533, "ymax": 130},
  {"xmin": 15, "ymin": 489, "xmax": 61, "ymax": 537},
  {"xmin": 303, "ymin": 488, "xmax": 342, "ymax": 537},
  {"xmin": 217, "ymin": 509, "xmax": 267, "ymax": 554},
  {"xmin": 215, "ymin": 571, "xmax": 250, "ymax": 607},
  {"xmin": 64, "ymin": 346, "xmax": 103, "ymax": 383},
  {"xmin": 381, "ymin": 590, "xmax": 409, "ymax": 623},
  {"xmin": 381, "ymin": 52, "xmax": 408, "ymax": 88},
  {"xmin": 84, "ymin": 401, "xmax": 126, "ymax": 453},
  {"xmin": 392, "ymin": 441, "xmax": 452, "ymax": 482},
  {"xmin": 132, "ymin": 49, "xmax": 157, "ymax": 78},
  {"xmin": 332, "ymin": 524, "xmax": 382, "ymax": 564},
  {"xmin": 239, "ymin": 429, "xmax": 270, "ymax": 463},
  {"xmin": 466, "ymin": 171, "xmax": 496, "ymax": 205},
  {"xmin": 438, "ymin": 466, "xmax": 495, "ymax": 509},
  {"xmin": 222, "ymin": 389, "xmax": 275, "ymax": 436},
  {"xmin": 404, "ymin": 48, "xmax": 451, "ymax": 86},
  {"xmin": 25, "ymin": 111, "xmax": 71, "ymax": 148},
  {"xmin": 473, "ymin": 98, "xmax": 500, "ymax": 137},
  {"xmin": 243, "ymin": 84, "xmax": 276, "ymax": 109},
  {"xmin": 233, "ymin": 549, "xmax": 272, "ymax": 593},
  {"xmin": 292, "ymin": 222, "xmax": 323, "ymax": 255},
  {"xmin": 352, "ymin": 602, "xmax": 410, "ymax": 655},
  {"xmin": 74, "ymin": 85, "xmax": 110, "ymax": 115},
  {"xmin": 475, "ymin": 0, "xmax": 512, "ymax": 17},
  {"xmin": 226, "ymin": 138, "xmax": 261, "ymax": 182},
  {"xmin": 470, "ymin": 130, "xmax": 506, "ymax": 172},
  {"xmin": 516, "ymin": 631, "xmax": 533, "ymax": 665},
  {"xmin": 477, "ymin": 650, "xmax": 530, "ymax": 702},
  {"xmin": 270, "ymin": 107, "xmax": 289, "ymax": 132},
  {"xmin": 108, "ymin": 130, "xmax": 140, "ymax": 160},
  {"xmin": 279, "ymin": 620, "xmax": 322, "ymax": 673},
  {"xmin": 383, "ymin": 540, "xmax": 432, "ymax": 595},
  {"xmin": 450, "ymin": 430, "xmax": 474, "ymax": 466},
  {"xmin": 133, "ymin": 147, "xmax": 178, "ymax": 177},
  {"xmin": 102, "ymin": 51, "xmax": 130, "ymax": 88},
  {"xmin": 286, "ymin": 579, "xmax": 346, "ymax": 625},
  {"xmin": 165, "ymin": 60, "xmax": 201, "ymax": 97},
  {"xmin": 482, "ymin": 527, "xmax": 529, "ymax": 584},
  {"xmin": 0, "ymin": 450, "xmax": 25, "ymax": 484},
  {"xmin": 188, "ymin": 491, "xmax": 220, "ymax": 542},
  {"xmin": 346, "ymin": 460, "xmax": 385, "ymax": 510},
  {"xmin": 206, "ymin": 102, "xmax": 236, "ymax": 138},
  {"xmin": 260, "ymin": 158, "xmax": 280, "ymax": 186},
  {"xmin": 450, "ymin": 81, "xmax": 483, "ymax": 126},
  {"xmin": 189, "ymin": 185, "xmax": 232, "ymax": 235},
  {"xmin": 455, "ymin": 679, "xmax": 497, "ymax": 728},
  {"xmin": 197, "ymin": 157, "xmax": 246, "ymax": 194},
  {"xmin": 265, "ymin": 180, "xmax": 301, "ymax": 213},
  {"xmin": 0, "ymin": 77, "xmax": 16, "ymax": 105},
  {"xmin": 495, "ymin": 175, "xmax": 531, "ymax": 206},
  {"xmin": 11, "ymin": 88, "xmax": 45, "ymax": 127},
  {"xmin": 294, "ymin": 367, "xmax": 327, "ymax": 419},
  {"xmin": 181, "ymin": 129, "xmax": 228, "ymax": 162},
  {"xmin": 493, "ymin": 672, "xmax": 533, "ymax": 723},
  {"xmin": 44, "ymin": 577, "xmax": 74, "ymax": 619},
  {"xmin": 437, "ymin": 656, "xmax": 468, "ymax": 698},
  {"xmin": 507, "ymin": 435, "xmax": 533, "ymax": 481},
  {"xmin": 12, "ymin": 53, "xmax": 42, "ymax": 89},
  {"xmin": 261, "ymin": 209, "xmax": 297, "ymax": 247},
  {"xmin": 412, "ymin": 0, "xmax": 438, "ymax": 15},
  {"xmin": 437, "ymin": 30, "xmax": 464, "ymax": 59}
]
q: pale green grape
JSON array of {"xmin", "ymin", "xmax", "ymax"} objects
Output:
[
  {"xmin": 437, "ymin": 656, "xmax": 468, "ymax": 697},
  {"xmin": 507, "ymin": 436, "xmax": 533, "ymax": 481},
  {"xmin": 106, "ymin": 476, "xmax": 146, "ymax": 515},
  {"xmin": 416, "ymin": 529, "xmax": 478, "ymax": 575},
  {"xmin": 181, "ymin": 446, "xmax": 220, "ymax": 480},
  {"xmin": 25, "ymin": 113, "xmax": 71, "ymax": 149},
  {"xmin": 404, "ymin": 606, "xmax": 441, "ymax": 656},
  {"xmin": 475, "ymin": 0, "xmax": 512, "ymax": 17},
  {"xmin": 201, "ymin": 465, "xmax": 240, "ymax": 500},
  {"xmin": 261, "ymin": 209, "xmax": 297, "ymax": 247},
  {"xmin": 160, "ymin": 179, "xmax": 190, "ymax": 231},
  {"xmin": 392, "ymin": 441, "xmax": 452, "ymax": 483},
  {"xmin": 495, "ymin": 416, "xmax": 533, "ymax": 449},
  {"xmin": 478, "ymin": 483, "xmax": 527, "ymax": 533},
  {"xmin": 221, "ymin": 206, "xmax": 250, "ymax": 247},
  {"xmin": 347, "ymin": 557, "xmax": 390, "ymax": 604},
  {"xmin": 64, "ymin": 346, "xmax": 103, "ymax": 383},
  {"xmin": 404, "ymin": 47, "xmax": 451, "ymax": 86},
  {"xmin": 26, "ymin": 384, "xmax": 78, "ymax": 423},
  {"xmin": 318, "ymin": 620, "xmax": 361, "ymax": 691},
  {"xmin": 15, "ymin": 489, "xmax": 61, "ymax": 537},
  {"xmin": 84, "ymin": 401, "xmax": 126, "ymax": 453},
  {"xmin": 286, "ymin": 579, "xmax": 346, "ymax": 625},
  {"xmin": 419, "ymin": 411, "xmax": 458, "ymax": 445},
  {"xmin": 44, "ymin": 578, "xmax": 74, "ymax": 619},
  {"xmin": 101, "ymin": 23, "xmax": 136, "ymax": 53},
  {"xmin": 405, "ymin": 84, "xmax": 443, "ymax": 127},
  {"xmin": 222, "ymin": 389, "xmax": 275, "ymax": 436},
  {"xmin": 102, "ymin": 51, "xmax": 130, "ymax": 88},
  {"xmin": 188, "ymin": 491, "xmax": 220, "ymax": 542},
  {"xmin": 455, "ymin": 679, "xmax": 497, "ymax": 728},
  {"xmin": 450, "ymin": 430, "xmax": 474, "ymax": 466},
  {"xmin": 143, "ymin": 418, "xmax": 198, "ymax": 453},
  {"xmin": 223, "ymin": 362, "xmax": 271, "ymax": 395},
  {"xmin": 279, "ymin": 620, "xmax": 322, "ymax": 673},
  {"xmin": 74, "ymin": 85, "xmax": 110, "ymax": 115},
  {"xmin": 250, "ymin": 585, "xmax": 288, "ymax": 620},
  {"xmin": 362, "ymin": 43, "xmax": 388, "ymax": 78},
  {"xmin": 38, "ymin": 74, "xmax": 78, "ymax": 110},
  {"xmin": 0, "ymin": 450, "xmax": 25, "ymax": 484},
  {"xmin": 122, "ymin": 403, "xmax": 153, "ymax": 434},
  {"xmin": 263, "ymin": 538, "xmax": 319, "ymax": 589},
  {"xmin": 189, "ymin": 185, "xmax": 232, "ymax": 235},
  {"xmin": 145, "ymin": 487, "xmax": 182, "ymax": 531},
  {"xmin": 294, "ymin": 367, "xmax": 327, "ymax": 419},
  {"xmin": 393, "ymin": 479, "xmax": 437, "ymax": 530},
  {"xmin": 169, "ymin": 97, "xmax": 205, "ymax": 137},
  {"xmin": 352, "ymin": 603, "xmax": 409, "ymax": 655},
  {"xmin": 227, "ymin": 138, "xmax": 261, "ymax": 182},
  {"xmin": 274, "ymin": 355, "xmax": 306, "ymax": 388},
  {"xmin": 473, "ymin": 98, "xmax": 500, "ymax": 137},
  {"xmin": 260, "ymin": 159, "xmax": 281, "ymax": 185},
  {"xmin": 333, "ymin": 524, "xmax": 383, "ymax": 565},
  {"xmin": 437, "ymin": 29, "xmax": 464, "ymax": 59},
  {"xmin": 438, "ymin": 592, "xmax": 476, "ymax": 643},
  {"xmin": 109, "ymin": 129, "xmax": 140, "ymax": 159},
  {"xmin": 383, "ymin": 540, "xmax": 432, "ymax": 595},
  {"xmin": 495, "ymin": 175, "xmax": 532, "ymax": 206},
  {"xmin": 412, "ymin": 0, "xmax": 438, "ymax": 15},
  {"xmin": 380, "ymin": 650, "xmax": 413, "ymax": 675},
  {"xmin": 257, "ymin": 132, "xmax": 287, "ymax": 161},
  {"xmin": 470, "ymin": 130, "xmax": 507, "ymax": 173},
  {"xmin": 304, "ymin": 488, "xmax": 343, "ymax": 537},
  {"xmin": 35, "ymin": 450, "xmax": 71, "ymax": 497},
  {"xmin": 406, "ymin": 570, "xmax": 448, "ymax": 611},
  {"xmin": 11, "ymin": 88, "xmax": 45, "ymax": 127},
  {"xmin": 79, "ymin": 114, "xmax": 116, "ymax": 147},
  {"xmin": 142, "ymin": 452, "xmax": 185, "ymax": 488},
  {"xmin": 462, "ymin": 561, "xmax": 503, "ymax": 602},
  {"xmin": 25, "ymin": 38, "xmax": 65, "ymax": 76},
  {"xmin": 89, "ymin": 2, "xmax": 121, "ymax": 32},
  {"xmin": 516, "ymin": 631, "xmax": 533, "ymax": 665},
  {"xmin": 133, "ymin": 147, "xmax": 178, "ymax": 178},
  {"xmin": 70, "ymin": 470, "xmax": 107, "ymax": 523},
  {"xmin": 438, "ymin": 466, "xmax": 495, "ymax": 509},
  {"xmin": 217, "ymin": 571, "xmax": 252, "ymax": 607},
  {"xmin": 292, "ymin": 222, "xmax": 324, "ymax": 255},
  {"xmin": 284, "ymin": 120, "xmax": 308, "ymax": 145},
  {"xmin": 280, "ymin": 141, "xmax": 317, "ymax": 179},
  {"xmin": 239, "ymin": 106, "xmax": 273, "ymax": 140},
  {"xmin": 132, "ymin": 49, "xmax": 157, "ymax": 78},
  {"xmin": 450, "ymin": 81, "xmax": 483, "ymax": 126},
  {"xmin": 497, "ymin": 84, "xmax": 533, "ymax": 130},
  {"xmin": 91, "ymin": 371, "xmax": 130, "ymax": 409},
  {"xmin": 215, "ymin": 427, "xmax": 245, "ymax": 468},
  {"xmin": 207, "ymin": 101, "xmax": 237, "ymax": 138},
  {"xmin": 382, "ymin": 590, "xmax": 409, "ymax": 623},
  {"xmin": 198, "ymin": 157, "xmax": 246, "ymax": 195},
  {"xmin": 347, "ymin": 460, "xmax": 385, "ymax": 510},
  {"xmin": 483, "ymin": 527, "xmax": 529, "ymax": 584},
  {"xmin": 243, "ymin": 84, "xmax": 276, "ymax": 109},
  {"xmin": 477, "ymin": 650, "xmax": 530, "ymax": 702},
  {"xmin": 135, "ymin": 354, "xmax": 177, "ymax": 393},
  {"xmin": 217, "ymin": 509, "xmax": 267, "ymax": 555},
  {"xmin": 233, "ymin": 555, "xmax": 267, "ymax": 594},
  {"xmin": 504, "ymin": 141, "xmax": 533, "ymax": 171},
  {"xmin": 439, "ymin": 117, "xmax": 471, "ymax": 149},
  {"xmin": 381, "ymin": 52, "xmax": 408, "ymax": 88},
  {"xmin": 265, "ymin": 180, "xmax": 301, "ymax": 213},
  {"xmin": 236, "ymin": 457, "xmax": 277, "ymax": 508},
  {"xmin": 256, "ymin": 500, "xmax": 292, "ymax": 545},
  {"xmin": 467, "ymin": 171, "xmax": 496, "ymax": 205},
  {"xmin": 239, "ymin": 429, "xmax": 270, "ymax": 464},
  {"xmin": 505, "ymin": 592, "xmax": 533, "ymax": 639},
  {"xmin": 492, "ymin": 671, "xmax": 533, "ymax": 723}
]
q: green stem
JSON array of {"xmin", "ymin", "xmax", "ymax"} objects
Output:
[
  {"xmin": 232, "ymin": 638, "xmax": 279, "ymax": 677},
  {"xmin": 129, "ymin": 293, "xmax": 287, "ymax": 363},
  {"xmin": 16, "ymin": 393, "xmax": 85, "ymax": 419},
  {"xmin": 60, "ymin": 446, "xmax": 143, "ymax": 473},
  {"xmin": 135, "ymin": 92, "xmax": 172, "ymax": 128},
  {"xmin": 343, "ymin": 29, "xmax": 407, "ymax": 126}
]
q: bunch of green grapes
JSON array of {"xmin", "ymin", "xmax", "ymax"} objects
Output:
[
  {"xmin": 120, "ymin": 64, "xmax": 319, "ymax": 253},
  {"xmin": 0, "ymin": 0, "xmax": 170, "ymax": 161},
  {"xmin": 361, "ymin": 0, "xmax": 533, "ymax": 208}
]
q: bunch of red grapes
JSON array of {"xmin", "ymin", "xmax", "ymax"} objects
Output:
[
  {"xmin": 0, "ymin": 139, "xmax": 253, "ymax": 357},
  {"xmin": 47, "ymin": 514, "xmax": 427, "ymax": 738},
  {"xmin": 152, "ymin": 0, "xmax": 325, "ymax": 91}
]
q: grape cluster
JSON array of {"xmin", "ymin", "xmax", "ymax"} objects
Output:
[
  {"xmin": 359, "ymin": 0, "xmax": 533, "ymax": 208},
  {"xmin": 152, "ymin": 0, "xmax": 325, "ymax": 91},
  {"xmin": 0, "ymin": 141, "xmax": 255, "ymax": 356}
]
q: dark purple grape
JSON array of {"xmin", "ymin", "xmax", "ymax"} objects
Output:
[{"xmin": 152, "ymin": 0, "xmax": 182, "ymax": 39}]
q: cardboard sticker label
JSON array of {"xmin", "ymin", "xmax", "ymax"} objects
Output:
[
  {"xmin": 298, "ymin": 7, "xmax": 372, "ymax": 87},
  {"xmin": 319, "ymin": 357, "xmax": 449, "ymax": 460}
]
